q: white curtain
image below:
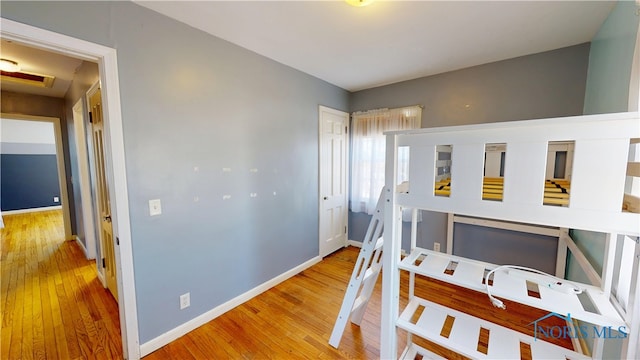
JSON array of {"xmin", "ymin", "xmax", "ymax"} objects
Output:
[{"xmin": 350, "ymin": 106, "xmax": 422, "ymax": 215}]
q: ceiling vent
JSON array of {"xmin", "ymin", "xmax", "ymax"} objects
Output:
[{"xmin": 1, "ymin": 70, "xmax": 55, "ymax": 88}]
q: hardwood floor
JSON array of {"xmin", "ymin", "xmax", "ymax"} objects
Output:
[
  {"xmin": 2, "ymin": 210, "xmax": 574, "ymax": 359},
  {"xmin": 146, "ymin": 247, "xmax": 574, "ymax": 360},
  {"xmin": 1, "ymin": 210, "xmax": 122, "ymax": 360}
]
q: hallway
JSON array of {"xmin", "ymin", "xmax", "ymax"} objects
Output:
[{"xmin": 1, "ymin": 210, "xmax": 122, "ymax": 359}]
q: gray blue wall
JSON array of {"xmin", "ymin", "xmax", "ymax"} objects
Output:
[
  {"xmin": 349, "ymin": 44, "xmax": 591, "ymax": 273},
  {"xmin": 568, "ymin": 1, "xmax": 639, "ymax": 284},
  {"xmin": 0, "ymin": 152, "xmax": 60, "ymax": 211},
  {"xmin": 583, "ymin": 0, "xmax": 640, "ymax": 115},
  {"xmin": 1, "ymin": 1, "xmax": 349, "ymax": 344},
  {"xmin": 351, "ymin": 43, "xmax": 590, "ymax": 127}
]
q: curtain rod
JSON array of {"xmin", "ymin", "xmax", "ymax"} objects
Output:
[{"xmin": 352, "ymin": 104, "xmax": 424, "ymax": 116}]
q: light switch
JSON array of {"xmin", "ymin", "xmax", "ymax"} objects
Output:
[{"xmin": 149, "ymin": 199, "xmax": 162, "ymax": 216}]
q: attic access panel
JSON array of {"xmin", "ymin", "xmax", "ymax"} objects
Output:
[{"xmin": 1, "ymin": 70, "xmax": 55, "ymax": 88}]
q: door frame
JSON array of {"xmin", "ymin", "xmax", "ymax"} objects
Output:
[
  {"xmin": 0, "ymin": 18, "xmax": 140, "ymax": 359},
  {"xmin": 72, "ymin": 98, "xmax": 98, "ymax": 260},
  {"xmin": 318, "ymin": 105, "xmax": 349, "ymax": 257},
  {"xmin": 0, "ymin": 114, "xmax": 72, "ymax": 240}
]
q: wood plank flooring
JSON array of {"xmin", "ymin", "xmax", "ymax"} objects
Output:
[
  {"xmin": 146, "ymin": 247, "xmax": 574, "ymax": 359},
  {"xmin": 2, "ymin": 210, "xmax": 574, "ymax": 359},
  {"xmin": 1, "ymin": 210, "xmax": 122, "ymax": 360}
]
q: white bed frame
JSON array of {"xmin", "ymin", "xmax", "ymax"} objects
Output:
[{"xmin": 381, "ymin": 112, "xmax": 640, "ymax": 359}]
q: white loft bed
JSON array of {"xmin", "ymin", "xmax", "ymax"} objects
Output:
[{"xmin": 381, "ymin": 112, "xmax": 640, "ymax": 359}]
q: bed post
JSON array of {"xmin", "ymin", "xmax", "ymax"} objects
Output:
[
  {"xmin": 381, "ymin": 133, "xmax": 400, "ymax": 359},
  {"xmin": 601, "ymin": 233, "xmax": 618, "ymax": 296},
  {"xmin": 446, "ymin": 213, "xmax": 454, "ymax": 255},
  {"xmin": 622, "ymin": 237, "xmax": 640, "ymax": 359}
]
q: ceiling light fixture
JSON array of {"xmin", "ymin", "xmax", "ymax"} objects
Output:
[
  {"xmin": 345, "ymin": 0, "xmax": 374, "ymax": 7},
  {"xmin": 0, "ymin": 58, "xmax": 21, "ymax": 72}
]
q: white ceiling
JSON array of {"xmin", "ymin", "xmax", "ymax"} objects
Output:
[
  {"xmin": 136, "ymin": 0, "xmax": 615, "ymax": 92},
  {"xmin": 0, "ymin": 39, "xmax": 84, "ymax": 98},
  {"xmin": 0, "ymin": 1, "xmax": 615, "ymax": 98}
]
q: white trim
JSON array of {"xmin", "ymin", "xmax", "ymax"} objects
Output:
[
  {"xmin": 452, "ymin": 214, "xmax": 561, "ymax": 237},
  {"xmin": 1, "ymin": 205, "xmax": 62, "ymax": 215},
  {"xmin": 1, "ymin": 113, "xmax": 72, "ymax": 239},
  {"xmin": 347, "ymin": 240, "xmax": 363, "ymax": 248},
  {"xmin": 74, "ymin": 235, "xmax": 89, "ymax": 259},
  {"xmin": 139, "ymin": 256, "xmax": 322, "ymax": 357},
  {"xmin": 0, "ymin": 18, "xmax": 140, "ymax": 359},
  {"xmin": 85, "ymin": 82, "xmax": 106, "ymax": 280},
  {"xmin": 72, "ymin": 98, "xmax": 97, "ymax": 260}
]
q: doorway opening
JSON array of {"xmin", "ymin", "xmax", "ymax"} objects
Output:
[{"xmin": 1, "ymin": 18, "xmax": 139, "ymax": 359}]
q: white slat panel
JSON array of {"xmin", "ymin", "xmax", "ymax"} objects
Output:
[
  {"xmin": 538, "ymin": 285, "xmax": 583, "ymax": 309},
  {"xmin": 570, "ymin": 139, "xmax": 629, "ymax": 211},
  {"xmin": 418, "ymin": 253, "xmax": 450, "ymax": 275},
  {"xmin": 487, "ymin": 325, "xmax": 522, "ymax": 358},
  {"xmin": 408, "ymin": 145, "xmax": 434, "ymax": 200},
  {"xmin": 401, "ymin": 343, "xmax": 447, "ymax": 360},
  {"xmin": 447, "ymin": 315, "xmax": 483, "ymax": 353},
  {"xmin": 451, "ymin": 261, "xmax": 486, "ymax": 287},
  {"xmin": 493, "ymin": 270, "xmax": 528, "ymax": 298},
  {"xmin": 450, "ymin": 143, "xmax": 485, "ymax": 201},
  {"xmin": 415, "ymin": 303, "xmax": 450, "ymax": 336},
  {"xmin": 399, "ymin": 298, "xmax": 590, "ymax": 360},
  {"xmin": 503, "ymin": 141, "xmax": 548, "ymax": 206},
  {"xmin": 400, "ymin": 247, "xmax": 626, "ymax": 327},
  {"xmin": 530, "ymin": 340, "xmax": 576, "ymax": 359}
]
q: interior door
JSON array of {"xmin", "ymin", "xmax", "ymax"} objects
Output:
[
  {"xmin": 89, "ymin": 87, "xmax": 118, "ymax": 301},
  {"xmin": 319, "ymin": 106, "xmax": 349, "ymax": 258}
]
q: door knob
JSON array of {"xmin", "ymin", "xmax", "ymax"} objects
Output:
[{"xmin": 103, "ymin": 215, "xmax": 112, "ymax": 222}]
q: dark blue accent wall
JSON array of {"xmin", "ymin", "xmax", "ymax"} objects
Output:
[{"xmin": 1, "ymin": 154, "xmax": 60, "ymax": 211}]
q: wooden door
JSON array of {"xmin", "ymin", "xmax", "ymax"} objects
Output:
[{"xmin": 89, "ymin": 87, "xmax": 118, "ymax": 301}]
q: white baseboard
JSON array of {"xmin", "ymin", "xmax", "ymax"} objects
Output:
[
  {"xmin": 2, "ymin": 205, "xmax": 62, "ymax": 215},
  {"xmin": 347, "ymin": 239, "xmax": 362, "ymax": 248},
  {"xmin": 139, "ymin": 256, "xmax": 322, "ymax": 357},
  {"xmin": 96, "ymin": 267, "xmax": 106, "ymax": 287},
  {"xmin": 74, "ymin": 235, "xmax": 89, "ymax": 259}
]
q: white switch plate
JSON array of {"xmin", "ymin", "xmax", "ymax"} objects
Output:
[
  {"xmin": 180, "ymin": 292, "xmax": 190, "ymax": 309},
  {"xmin": 149, "ymin": 199, "xmax": 162, "ymax": 216},
  {"xmin": 53, "ymin": 196, "xmax": 60, "ymax": 203},
  {"xmin": 434, "ymin": 242, "xmax": 441, "ymax": 252}
]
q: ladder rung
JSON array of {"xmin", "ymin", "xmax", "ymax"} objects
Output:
[
  {"xmin": 363, "ymin": 267, "xmax": 378, "ymax": 282},
  {"xmin": 352, "ymin": 296, "xmax": 366, "ymax": 313}
]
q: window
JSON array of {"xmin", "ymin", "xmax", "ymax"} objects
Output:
[{"xmin": 350, "ymin": 106, "xmax": 421, "ymax": 214}]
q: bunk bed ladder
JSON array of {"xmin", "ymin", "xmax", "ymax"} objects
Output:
[{"xmin": 329, "ymin": 188, "xmax": 386, "ymax": 348}]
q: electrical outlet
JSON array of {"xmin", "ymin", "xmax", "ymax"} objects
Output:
[
  {"xmin": 434, "ymin": 242, "xmax": 441, "ymax": 252},
  {"xmin": 53, "ymin": 196, "xmax": 60, "ymax": 203},
  {"xmin": 180, "ymin": 292, "xmax": 190, "ymax": 310},
  {"xmin": 149, "ymin": 199, "xmax": 162, "ymax": 216}
]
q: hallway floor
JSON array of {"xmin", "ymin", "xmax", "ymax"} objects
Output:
[{"xmin": 1, "ymin": 210, "xmax": 122, "ymax": 360}]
